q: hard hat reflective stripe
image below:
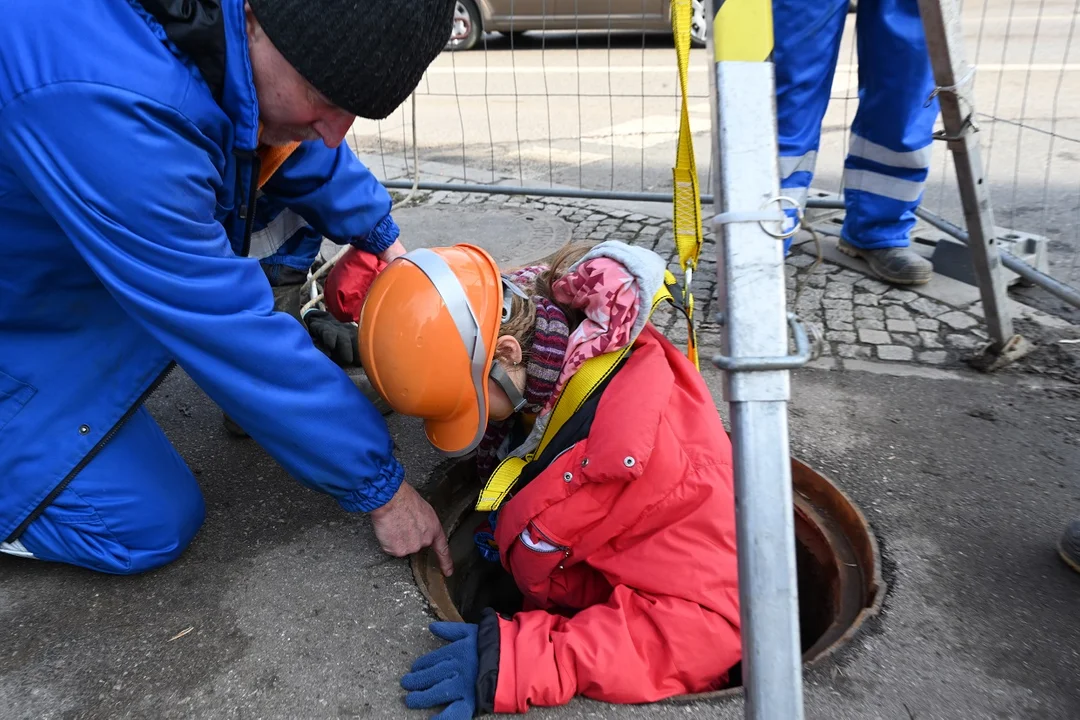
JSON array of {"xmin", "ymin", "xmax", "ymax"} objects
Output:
[{"xmin": 402, "ymin": 248, "xmax": 491, "ymax": 455}]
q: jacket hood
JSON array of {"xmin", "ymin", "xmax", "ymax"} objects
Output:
[
  {"xmin": 563, "ymin": 240, "xmax": 668, "ymax": 344},
  {"xmin": 547, "ymin": 240, "xmax": 668, "ymax": 408}
]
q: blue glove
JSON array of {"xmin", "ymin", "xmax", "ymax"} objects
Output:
[{"xmin": 401, "ymin": 622, "xmax": 479, "ymax": 720}]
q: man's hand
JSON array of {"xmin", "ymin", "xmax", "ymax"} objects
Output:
[
  {"xmin": 371, "ymin": 482, "xmax": 454, "ymax": 577},
  {"xmin": 379, "ymin": 239, "xmax": 407, "ymax": 264}
]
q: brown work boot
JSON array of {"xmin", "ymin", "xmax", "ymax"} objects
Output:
[{"xmin": 838, "ymin": 240, "xmax": 933, "ymax": 286}]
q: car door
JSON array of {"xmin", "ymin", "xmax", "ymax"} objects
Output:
[{"xmin": 553, "ymin": 0, "xmax": 666, "ymax": 31}]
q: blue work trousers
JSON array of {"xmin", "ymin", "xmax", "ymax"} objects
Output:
[
  {"xmin": 774, "ymin": 0, "xmax": 940, "ymax": 250},
  {"xmin": 8, "ymin": 406, "xmax": 205, "ymax": 575}
]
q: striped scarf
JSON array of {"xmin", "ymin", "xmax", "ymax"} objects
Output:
[{"xmin": 475, "ymin": 267, "xmax": 569, "ymax": 480}]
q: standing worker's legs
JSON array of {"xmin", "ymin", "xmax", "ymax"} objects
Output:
[
  {"xmin": 839, "ymin": 0, "xmax": 938, "ymax": 284},
  {"xmin": 773, "ymin": 0, "xmax": 851, "ymax": 248},
  {"xmin": 1, "ymin": 406, "xmax": 206, "ymax": 575}
]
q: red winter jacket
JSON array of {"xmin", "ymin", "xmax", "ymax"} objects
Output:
[{"xmin": 490, "ymin": 324, "xmax": 741, "ymax": 712}]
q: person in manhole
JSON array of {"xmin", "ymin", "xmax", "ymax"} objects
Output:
[
  {"xmin": 356, "ymin": 241, "xmax": 741, "ymax": 716},
  {"xmin": 0, "ymin": 0, "xmax": 457, "ymax": 577}
]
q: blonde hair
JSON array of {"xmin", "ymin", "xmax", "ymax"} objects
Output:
[{"xmin": 494, "ymin": 241, "xmax": 593, "ymax": 364}]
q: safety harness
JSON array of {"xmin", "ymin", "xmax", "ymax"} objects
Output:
[
  {"xmin": 475, "ymin": 270, "xmax": 696, "ymax": 512},
  {"xmin": 473, "ymin": 0, "xmax": 705, "ymax": 513}
]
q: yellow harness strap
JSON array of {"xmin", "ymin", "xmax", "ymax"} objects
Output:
[
  {"xmin": 670, "ymin": 0, "xmax": 705, "ymax": 370},
  {"xmin": 475, "ymin": 273, "xmax": 696, "ymax": 512}
]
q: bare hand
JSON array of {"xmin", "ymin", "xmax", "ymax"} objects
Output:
[
  {"xmin": 378, "ymin": 239, "xmax": 407, "ymax": 264},
  {"xmin": 370, "ymin": 481, "xmax": 453, "ymax": 576}
]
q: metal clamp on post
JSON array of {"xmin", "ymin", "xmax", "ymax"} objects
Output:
[
  {"xmin": 932, "ymin": 114, "xmax": 980, "ymax": 142},
  {"xmin": 713, "ymin": 196, "xmax": 804, "ymax": 239},
  {"xmin": 925, "ymin": 65, "xmax": 975, "ymax": 106},
  {"xmin": 712, "ymin": 312, "xmax": 813, "ymax": 371},
  {"xmin": 927, "ymin": 65, "xmax": 980, "ymax": 140}
]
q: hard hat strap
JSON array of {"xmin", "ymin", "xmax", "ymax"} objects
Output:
[
  {"xmin": 500, "ymin": 276, "xmax": 529, "ymax": 322},
  {"xmin": 489, "ymin": 360, "xmax": 527, "ymax": 413}
]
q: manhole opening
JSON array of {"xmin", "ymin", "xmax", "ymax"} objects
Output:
[{"xmin": 413, "ymin": 457, "xmax": 883, "ymax": 701}]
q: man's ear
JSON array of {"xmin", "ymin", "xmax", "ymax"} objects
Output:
[{"xmin": 494, "ymin": 335, "xmax": 523, "ymax": 366}]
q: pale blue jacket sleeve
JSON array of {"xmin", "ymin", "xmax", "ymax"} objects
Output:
[
  {"xmin": 261, "ymin": 140, "xmax": 400, "ymax": 255},
  {"xmin": 1, "ymin": 83, "xmax": 403, "ymax": 512}
]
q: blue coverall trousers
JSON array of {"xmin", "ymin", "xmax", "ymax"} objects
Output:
[
  {"xmin": 774, "ymin": 0, "xmax": 940, "ymax": 249},
  {"xmin": 5, "ymin": 406, "xmax": 205, "ymax": 575}
]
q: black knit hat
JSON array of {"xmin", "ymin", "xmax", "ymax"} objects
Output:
[{"xmin": 248, "ymin": 0, "xmax": 455, "ymax": 120}]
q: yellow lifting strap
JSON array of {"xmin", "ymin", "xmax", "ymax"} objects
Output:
[
  {"xmin": 670, "ymin": 0, "xmax": 704, "ymax": 370},
  {"xmin": 475, "ymin": 272, "xmax": 696, "ymax": 512}
]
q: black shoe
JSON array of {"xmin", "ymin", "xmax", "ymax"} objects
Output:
[
  {"xmin": 1059, "ymin": 519, "xmax": 1080, "ymax": 574},
  {"xmin": 838, "ymin": 240, "xmax": 933, "ymax": 286}
]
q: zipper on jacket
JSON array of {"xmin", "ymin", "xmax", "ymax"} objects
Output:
[
  {"xmin": 234, "ymin": 148, "xmax": 261, "ymax": 258},
  {"xmin": 5, "ymin": 362, "xmax": 178, "ymax": 543},
  {"xmin": 521, "ymin": 521, "xmax": 571, "ymax": 561}
]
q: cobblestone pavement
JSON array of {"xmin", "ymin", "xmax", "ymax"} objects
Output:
[{"xmin": 402, "ymin": 188, "xmax": 1026, "ymax": 368}]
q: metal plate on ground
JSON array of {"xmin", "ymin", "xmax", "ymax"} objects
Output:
[{"xmin": 320, "ymin": 205, "xmax": 572, "ymax": 268}]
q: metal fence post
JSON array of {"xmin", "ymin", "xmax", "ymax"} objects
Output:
[
  {"xmin": 704, "ymin": 0, "xmax": 806, "ymax": 718},
  {"xmin": 917, "ymin": 0, "xmax": 1028, "ymax": 364}
]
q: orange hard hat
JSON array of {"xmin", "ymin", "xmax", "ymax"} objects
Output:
[{"xmin": 357, "ymin": 244, "xmax": 527, "ymax": 456}]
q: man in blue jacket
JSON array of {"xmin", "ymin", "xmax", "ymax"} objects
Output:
[
  {"xmin": 0, "ymin": 0, "xmax": 456, "ymax": 577},
  {"xmin": 774, "ymin": 0, "xmax": 937, "ymax": 285}
]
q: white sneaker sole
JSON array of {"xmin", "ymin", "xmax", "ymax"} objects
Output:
[{"xmin": 0, "ymin": 539, "xmax": 36, "ymax": 559}]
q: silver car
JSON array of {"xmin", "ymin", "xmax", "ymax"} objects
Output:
[{"xmin": 445, "ymin": 0, "xmax": 709, "ymax": 50}]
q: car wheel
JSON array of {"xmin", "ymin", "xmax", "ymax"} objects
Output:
[
  {"xmin": 689, "ymin": 0, "xmax": 707, "ymax": 48},
  {"xmin": 446, "ymin": 0, "xmax": 481, "ymax": 51}
]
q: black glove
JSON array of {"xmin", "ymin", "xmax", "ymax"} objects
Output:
[{"xmin": 304, "ymin": 309, "xmax": 359, "ymax": 367}]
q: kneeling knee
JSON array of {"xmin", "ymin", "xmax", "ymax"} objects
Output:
[
  {"xmin": 23, "ymin": 486, "xmax": 207, "ymax": 576},
  {"xmin": 122, "ymin": 490, "xmax": 206, "ymax": 574}
]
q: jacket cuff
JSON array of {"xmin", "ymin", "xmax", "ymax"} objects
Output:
[
  {"xmin": 337, "ymin": 454, "xmax": 404, "ymax": 513},
  {"xmin": 350, "ymin": 213, "xmax": 399, "ymax": 255},
  {"xmin": 475, "ymin": 608, "xmax": 502, "ymax": 714}
]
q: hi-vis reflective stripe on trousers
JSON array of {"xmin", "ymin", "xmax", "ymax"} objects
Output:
[
  {"xmin": 843, "ymin": 170, "xmax": 925, "ymax": 204},
  {"xmin": 779, "ymin": 151, "xmax": 818, "ymax": 182},
  {"xmin": 848, "ymin": 134, "xmax": 932, "ymax": 170},
  {"xmin": 845, "ymin": 132, "xmax": 932, "ymax": 203},
  {"xmin": 773, "ymin": 0, "xmax": 940, "ymax": 250}
]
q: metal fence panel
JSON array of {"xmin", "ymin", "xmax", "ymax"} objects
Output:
[{"xmin": 347, "ymin": 0, "xmax": 1080, "ymax": 292}]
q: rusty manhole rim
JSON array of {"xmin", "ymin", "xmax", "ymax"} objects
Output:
[{"xmin": 411, "ymin": 456, "xmax": 884, "ymax": 703}]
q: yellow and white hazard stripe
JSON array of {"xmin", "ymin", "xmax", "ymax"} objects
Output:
[{"xmin": 712, "ymin": 0, "xmax": 775, "ymax": 63}]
